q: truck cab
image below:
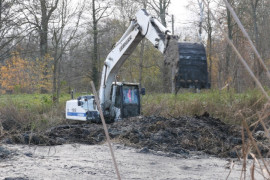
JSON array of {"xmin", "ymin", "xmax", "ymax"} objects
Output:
[{"xmin": 108, "ymin": 82, "xmax": 141, "ymax": 121}]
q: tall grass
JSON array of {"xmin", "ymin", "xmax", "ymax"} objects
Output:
[
  {"xmin": 0, "ymin": 89, "xmax": 266, "ymax": 132},
  {"xmin": 0, "ymin": 93, "xmax": 71, "ymax": 133},
  {"xmin": 141, "ymin": 89, "xmax": 266, "ymax": 125}
]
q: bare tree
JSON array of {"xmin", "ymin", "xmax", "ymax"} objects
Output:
[
  {"xmin": 51, "ymin": 0, "xmax": 84, "ymax": 103},
  {"xmin": 197, "ymin": 0, "xmax": 204, "ymax": 42},
  {"xmin": 249, "ymin": 0, "xmax": 262, "ymax": 81},
  {"xmin": 206, "ymin": 7, "xmax": 213, "ymax": 88},
  {"xmin": 20, "ymin": 0, "xmax": 59, "ymax": 57},
  {"xmin": 148, "ymin": 0, "xmax": 171, "ymax": 93},
  {"xmin": 139, "ymin": 0, "xmax": 148, "ymax": 90},
  {"xmin": 0, "ymin": 0, "xmax": 25, "ymax": 60},
  {"xmin": 224, "ymin": 0, "xmax": 234, "ymax": 87},
  {"xmin": 18, "ymin": 0, "xmax": 60, "ymax": 93},
  {"xmin": 89, "ymin": 0, "xmax": 111, "ymax": 89},
  {"xmin": 148, "ymin": 0, "xmax": 171, "ymax": 27}
]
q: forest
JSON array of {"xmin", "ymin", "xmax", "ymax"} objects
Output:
[
  {"xmin": 1, "ymin": 1, "xmax": 270, "ymax": 179},
  {"xmin": 0, "ymin": 0, "xmax": 269, "ymax": 101}
]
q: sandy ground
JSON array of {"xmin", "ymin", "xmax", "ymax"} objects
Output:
[{"xmin": 0, "ymin": 143, "xmax": 266, "ymax": 180}]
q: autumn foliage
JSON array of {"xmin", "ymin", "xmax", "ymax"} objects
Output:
[{"xmin": 0, "ymin": 52, "xmax": 53, "ymax": 94}]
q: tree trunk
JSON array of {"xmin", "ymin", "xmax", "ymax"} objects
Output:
[
  {"xmin": 39, "ymin": 0, "xmax": 59, "ymax": 93},
  {"xmin": 0, "ymin": 0, "xmax": 2, "ymax": 30},
  {"xmin": 159, "ymin": 0, "xmax": 166, "ymax": 27},
  {"xmin": 149, "ymin": 0, "xmax": 171, "ymax": 93},
  {"xmin": 138, "ymin": 0, "xmax": 148, "ymax": 90},
  {"xmin": 250, "ymin": 0, "xmax": 261, "ymax": 81},
  {"xmin": 56, "ymin": 56, "xmax": 61, "ymax": 103},
  {"xmin": 159, "ymin": 0, "xmax": 170, "ymax": 93},
  {"xmin": 40, "ymin": 0, "xmax": 49, "ymax": 57},
  {"xmin": 207, "ymin": 5, "xmax": 212, "ymax": 87},
  {"xmin": 92, "ymin": 0, "xmax": 99, "ymax": 89},
  {"xmin": 225, "ymin": 2, "xmax": 233, "ymax": 87},
  {"xmin": 52, "ymin": 47, "xmax": 59, "ymax": 103},
  {"xmin": 198, "ymin": 0, "xmax": 204, "ymax": 41}
]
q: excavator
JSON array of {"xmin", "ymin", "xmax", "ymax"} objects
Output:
[{"xmin": 66, "ymin": 9, "xmax": 209, "ymax": 122}]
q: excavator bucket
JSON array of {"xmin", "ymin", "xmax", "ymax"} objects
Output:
[{"xmin": 165, "ymin": 39, "xmax": 210, "ymax": 93}]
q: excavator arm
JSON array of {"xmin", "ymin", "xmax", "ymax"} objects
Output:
[{"xmin": 99, "ymin": 9, "xmax": 173, "ymax": 110}]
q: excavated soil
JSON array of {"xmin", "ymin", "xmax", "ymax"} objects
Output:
[{"xmin": 2, "ymin": 113, "xmax": 253, "ymax": 158}]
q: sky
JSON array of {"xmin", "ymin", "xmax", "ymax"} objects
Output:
[
  {"xmin": 72, "ymin": 0, "xmax": 200, "ymax": 41},
  {"xmin": 169, "ymin": 0, "xmax": 195, "ymax": 27},
  {"xmin": 167, "ymin": 0, "xmax": 200, "ymax": 41}
]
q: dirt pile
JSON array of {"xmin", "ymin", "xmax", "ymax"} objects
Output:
[
  {"xmin": 3, "ymin": 114, "xmax": 249, "ymax": 158},
  {"xmin": 112, "ymin": 114, "xmax": 242, "ymax": 158},
  {"xmin": 0, "ymin": 146, "xmax": 12, "ymax": 160}
]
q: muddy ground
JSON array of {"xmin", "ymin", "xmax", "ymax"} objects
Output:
[
  {"xmin": 1, "ymin": 114, "xmax": 270, "ymax": 179},
  {"xmin": 1, "ymin": 143, "xmax": 267, "ymax": 180},
  {"xmin": 3, "ymin": 113, "xmax": 268, "ymax": 159}
]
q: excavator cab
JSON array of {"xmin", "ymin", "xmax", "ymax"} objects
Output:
[{"xmin": 109, "ymin": 82, "xmax": 141, "ymax": 121}]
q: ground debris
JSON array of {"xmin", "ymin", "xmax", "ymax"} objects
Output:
[
  {"xmin": 2, "ymin": 115, "xmax": 248, "ymax": 158},
  {"xmin": 0, "ymin": 146, "xmax": 12, "ymax": 160},
  {"xmin": 4, "ymin": 177, "xmax": 29, "ymax": 180},
  {"xmin": 113, "ymin": 115, "xmax": 242, "ymax": 158}
]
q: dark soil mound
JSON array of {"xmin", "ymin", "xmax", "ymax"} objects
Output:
[
  {"xmin": 112, "ymin": 115, "xmax": 242, "ymax": 158},
  {"xmin": 3, "ymin": 115, "xmax": 246, "ymax": 158},
  {"xmin": 0, "ymin": 146, "xmax": 13, "ymax": 160}
]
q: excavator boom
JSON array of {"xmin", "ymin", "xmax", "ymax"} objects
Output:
[{"xmin": 99, "ymin": 9, "xmax": 173, "ymax": 111}]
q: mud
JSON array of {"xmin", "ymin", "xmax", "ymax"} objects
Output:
[
  {"xmin": 2, "ymin": 114, "xmax": 252, "ymax": 158},
  {"xmin": 1, "ymin": 144, "xmax": 267, "ymax": 180},
  {"xmin": 0, "ymin": 146, "xmax": 13, "ymax": 160},
  {"xmin": 164, "ymin": 36, "xmax": 179, "ymax": 67}
]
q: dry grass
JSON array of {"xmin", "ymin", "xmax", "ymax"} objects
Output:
[
  {"xmin": 141, "ymin": 89, "xmax": 266, "ymax": 125},
  {"xmin": 227, "ymin": 101, "xmax": 270, "ymax": 179},
  {"xmin": 0, "ymin": 94, "xmax": 69, "ymax": 136},
  {"xmin": 239, "ymin": 103, "xmax": 270, "ymax": 179}
]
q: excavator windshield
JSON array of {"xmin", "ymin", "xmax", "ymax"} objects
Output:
[{"xmin": 122, "ymin": 85, "xmax": 139, "ymax": 105}]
